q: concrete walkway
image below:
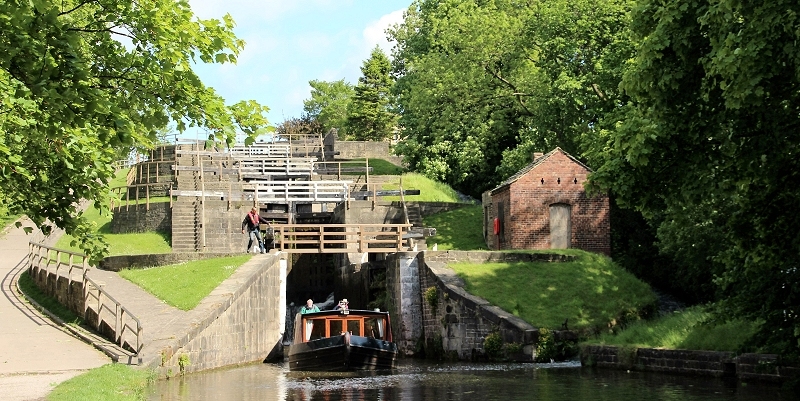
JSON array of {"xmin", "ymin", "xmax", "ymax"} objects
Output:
[{"xmin": 0, "ymin": 219, "xmax": 110, "ymax": 401}]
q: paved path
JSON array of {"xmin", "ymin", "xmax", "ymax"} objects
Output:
[{"xmin": 0, "ymin": 219, "xmax": 110, "ymax": 401}]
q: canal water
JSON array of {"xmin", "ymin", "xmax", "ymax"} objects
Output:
[{"xmin": 147, "ymin": 359, "xmax": 791, "ymax": 401}]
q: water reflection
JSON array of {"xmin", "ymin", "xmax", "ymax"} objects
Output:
[{"xmin": 148, "ymin": 360, "xmax": 787, "ymax": 401}]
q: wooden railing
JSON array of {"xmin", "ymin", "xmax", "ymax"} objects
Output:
[
  {"xmin": 272, "ymin": 224, "xmax": 411, "ymax": 253},
  {"xmin": 83, "ymin": 272, "xmax": 144, "ymax": 356},
  {"xmin": 131, "ymin": 161, "xmax": 176, "ymax": 184},
  {"xmin": 238, "ymin": 157, "xmax": 316, "ymax": 178},
  {"xmin": 315, "ymin": 160, "xmax": 372, "ymax": 180},
  {"xmin": 110, "ymin": 183, "xmax": 174, "ymax": 210},
  {"xmin": 229, "ymin": 144, "xmax": 291, "ymax": 158},
  {"xmin": 243, "ymin": 181, "xmax": 351, "ymax": 203},
  {"xmin": 27, "ymin": 242, "xmax": 143, "ymax": 357}
]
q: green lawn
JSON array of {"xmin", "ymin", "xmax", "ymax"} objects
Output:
[
  {"xmin": 118, "ymin": 255, "xmax": 251, "ymax": 310},
  {"xmin": 449, "ymin": 250, "xmax": 657, "ymax": 333},
  {"xmin": 582, "ymin": 305, "xmax": 760, "ymax": 352},
  {"xmin": 382, "ymin": 173, "xmax": 463, "ymax": 202},
  {"xmin": 345, "ymin": 158, "xmax": 405, "ymax": 175},
  {"xmin": 423, "ymin": 205, "xmax": 486, "ymax": 250}
]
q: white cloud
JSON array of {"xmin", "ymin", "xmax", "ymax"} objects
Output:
[{"xmin": 363, "ymin": 9, "xmax": 404, "ymax": 55}]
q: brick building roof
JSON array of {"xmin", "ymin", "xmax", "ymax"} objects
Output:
[{"xmin": 489, "ymin": 147, "xmax": 592, "ymax": 195}]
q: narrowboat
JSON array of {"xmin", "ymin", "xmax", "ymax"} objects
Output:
[{"xmin": 287, "ymin": 309, "xmax": 397, "ymax": 371}]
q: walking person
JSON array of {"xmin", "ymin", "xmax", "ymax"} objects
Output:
[{"xmin": 242, "ymin": 206, "xmax": 269, "ymax": 254}]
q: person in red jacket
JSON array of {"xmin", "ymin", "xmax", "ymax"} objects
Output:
[{"xmin": 242, "ymin": 206, "xmax": 269, "ymax": 253}]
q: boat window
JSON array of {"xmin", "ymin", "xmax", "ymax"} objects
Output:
[
  {"xmin": 329, "ymin": 319, "xmax": 344, "ymax": 336},
  {"xmin": 347, "ymin": 320, "xmax": 361, "ymax": 336},
  {"xmin": 365, "ymin": 318, "xmax": 383, "ymax": 339},
  {"xmin": 308, "ymin": 319, "xmax": 326, "ymax": 340}
]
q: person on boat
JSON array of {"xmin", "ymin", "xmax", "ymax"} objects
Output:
[
  {"xmin": 300, "ymin": 299, "xmax": 320, "ymax": 314},
  {"xmin": 333, "ymin": 298, "xmax": 349, "ymax": 311}
]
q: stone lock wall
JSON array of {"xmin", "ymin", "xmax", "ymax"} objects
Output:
[
  {"xmin": 155, "ymin": 255, "xmax": 287, "ymax": 375},
  {"xmin": 384, "ymin": 251, "xmax": 572, "ymax": 361},
  {"xmin": 417, "ymin": 253, "xmax": 538, "ymax": 361}
]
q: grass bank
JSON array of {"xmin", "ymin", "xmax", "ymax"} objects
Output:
[
  {"xmin": 343, "ymin": 158, "xmax": 404, "ymax": 175},
  {"xmin": 118, "ymin": 255, "xmax": 251, "ymax": 310},
  {"xmin": 382, "ymin": 173, "xmax": 463, "ymax": 202},
  {"xmin": 47, "ymin": 364, "xmax": 152, "ymax": 401},
  {"xmin": 55, "ymin": 204, "xmax": 171, "ymax": 256},
  {"xmin": 582, "ymin": 305, "xmax": 761, "ymax": 352},
  {"xmin": 422, "ymin": 205, "xmax": 485, "ymax": 250},
  {"xmin": 449, "ymin": 250, "xmax": 657, "ymax": 333}
]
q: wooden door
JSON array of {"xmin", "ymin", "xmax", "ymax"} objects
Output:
[{"xmin": 549, "ymin": 203, "xmax": 571, "ymax": 249}]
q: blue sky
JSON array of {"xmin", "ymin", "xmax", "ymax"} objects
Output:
[{"xmin": 185, "ymin": 0, "xmax": 411, "ymax": 139}]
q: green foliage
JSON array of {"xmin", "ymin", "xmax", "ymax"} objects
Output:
[
  {"xmin": 0, "ymin": 199, "xmax": 19, "ymax": 235},
  {"xmin": 584, "ymin": 306, "xmax": 761, "ymax": 353},
  {"xmin": 346, "ymin": 46, "xmax": 398, "ymax": 141},
  {"xmin": 0, "ymin": 0, "xmax": 270, "ymax": 262},
  {"xmin": 118, "ymin": 256, "xmax": 250, "ymax": 310},
  {"xmin": 303, "ymin": 79, "xmax": 355, "ymax": 137},
  {"xmin": 535, "ymin": 328, "xmax": 557, "ymax": 362},
  {"xmin": 47, "ymin": 363, "xmax": 152, "ymax": 401},
  {"xmin": 449, "ymin": 251, "xmax": 657, "ymax": 333},
  {"xmin": 589, "ymin": 0, "xmax": 800, "ymax": 357},
  {"xmin": 177, "ymin": 354, "xmax": 190, "ymax": 375},
  {"xmin": 389, "ymin": 0, "xmax": 635, "ymax": 197},
  {"xmin": 424, "ymin": 286, "xmax": 438, "ymax": 309},
  {"xmin": 483, "ymin": 331, "xmax": 503, "ymax": 360},
  {"xmin": 422, "ymin": 205, "xmax": 486, "ymax": 251}
]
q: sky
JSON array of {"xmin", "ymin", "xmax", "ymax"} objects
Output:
[{"xmin": 184, "ymin": 0, "xmax": 412, "ymax": 139}]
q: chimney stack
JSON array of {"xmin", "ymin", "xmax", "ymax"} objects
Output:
[{"xmin": 532, "ymin": 152, "xmax": 544, "ymax": 162}]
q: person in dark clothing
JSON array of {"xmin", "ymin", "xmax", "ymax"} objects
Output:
[{"xmin": 242, "ymin": 206, "xmax": 269, "ymax": 253}]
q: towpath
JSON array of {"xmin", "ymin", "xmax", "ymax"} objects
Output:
[{"xmin": 0, "ymin": 218, "xmax": 110, "ymax": 401}]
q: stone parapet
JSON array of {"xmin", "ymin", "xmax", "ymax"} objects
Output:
[
  {"xmin": 424, "ymin": 250, "xmax": 576, "ymax": 264},
  {"xmin": 580, "ymin": 345, "xmax": 799, "ymax": 382}
]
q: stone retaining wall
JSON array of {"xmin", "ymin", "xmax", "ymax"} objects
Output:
[
  {"xmin": 99, "ymin": 252, "xmax": 243, "ymax": 271},
  {"xmin": 152, "ymin": 254, "xmax": 286, "ymax": 376},
  {"xmin": 385, "ymin": 250, "xmax": 575, "ymax": 361},
  {"xmin": 581, "ymin": 345, "xmax": 800, "ymax": 382},
  {"xmin": 111, "ymin": 202, "xmax": 171, "ymax": 234}
]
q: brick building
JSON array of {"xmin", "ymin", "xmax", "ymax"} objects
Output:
[{"xmin": 482, "ymin": 148, "xmax": 610, "ymax": 254}]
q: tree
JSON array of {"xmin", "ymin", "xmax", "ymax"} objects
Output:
[
  {"xmin": 303, "ymin": 79, "xmax": 354, "ymax": 137},
  {"xmin": 590, "ymin": 0, "xmax": 800, "ymax": 357},
  {"xmin": 0, "ymin": 0, "xmax": 270, "ymax": 261},
  {"xmin": 389, "ymin": 0, "xmax": 635, "ymax": 197},
  {"xmin": 274, "ymin": 116, "xmax": 323, "ymax": 139},
  {"xmin": 345, "ymin": 46, "xmax": 398, "ymax": 141}
]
